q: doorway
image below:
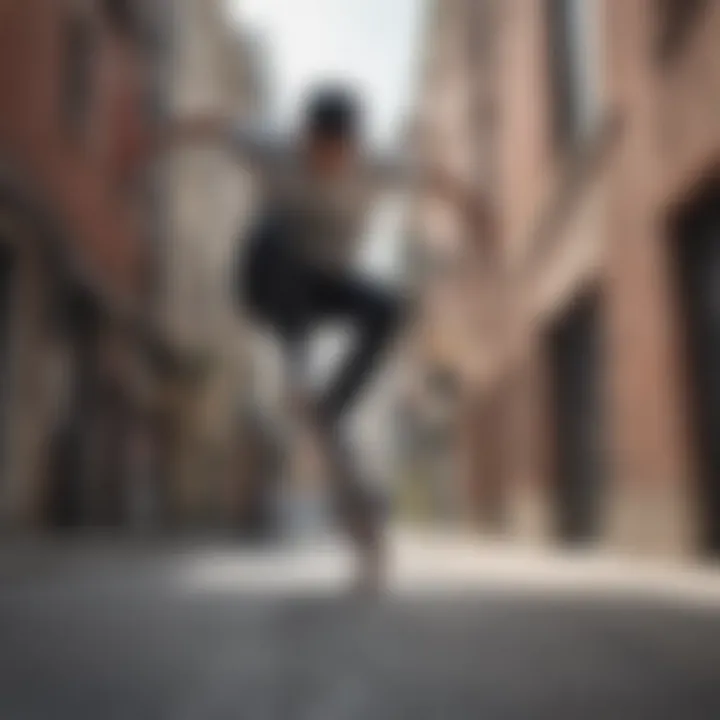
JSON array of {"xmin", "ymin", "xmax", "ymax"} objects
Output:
[
  {"xmin": 671, "ymin": 182, "xmax": 720, "ymax": 555},
  {"xmin": 0, "ymin": 244, "xmax": 15, "ymax": 485},
  {"xmin": 46, "ymin": 288, "xmax": 101, "ymax": 528},
  {"xmin": 547, "ymin": 292, "xmax": 604, "ymax": 545}
]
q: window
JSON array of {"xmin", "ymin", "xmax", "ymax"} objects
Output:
[
  {"xmin": 103, "ymin": 0, "xmax": 140, "ymax": 38},
  {"xmin": 657, "ymin": 0, "xmax": 709, "ymax": 62},
  {"xmin": 545, "ymin": 0, "xmax": 601, "ymax": 152},
  {"xmin": 62, "ymin": 14, "xmax": 95, "ymax": 141}
]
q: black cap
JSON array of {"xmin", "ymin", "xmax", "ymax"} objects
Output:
[{"xmin": 304, "ymin": 85, "xmax": 362, "ymax": 140}]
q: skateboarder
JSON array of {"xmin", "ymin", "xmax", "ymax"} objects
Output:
[{"xmin": 172, "ymin": 85, "xmax": 494, "ymax": 590}]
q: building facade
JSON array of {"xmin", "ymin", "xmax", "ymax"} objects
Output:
[
  {"xmin": 411, "ymin": 0, "xmax": 720, "ymax": 559},
  {"xmin": 159, "ymin": 0, "xmax": 266, "ymax": 527},
  {"xmin": 0, "ymin": 0, "xmax": 164, "ymax": 529},
  {"xmin": 402, "ymin": 0, "xmax": 503, "ymax": 527}
]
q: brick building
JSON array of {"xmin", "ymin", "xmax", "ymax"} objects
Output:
[
  {"xmin": 410, "ymin": 0, "xmax": 720, "ymax": 559},
  {"xmin": 401, "ymin": 0, "xmax": 504, "ymax": 527},
  {"xmin": 0, "ymin": 0, "xmax": 166, "ymax": 528}
]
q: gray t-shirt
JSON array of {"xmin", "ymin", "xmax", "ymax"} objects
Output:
[{"xmin": 230, "ymin": 123, "xmax": 416, "ymax": 269}]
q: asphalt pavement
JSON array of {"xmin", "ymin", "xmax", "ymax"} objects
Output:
[{"xmin": 1, "ymin": 534, "xmax": 719, "ymax": 719}]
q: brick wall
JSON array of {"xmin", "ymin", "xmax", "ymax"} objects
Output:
[
  {"xmin": 414, "ymin": 0, "xmax": 720, "ymax": 557},
  {"xmin": 0, "ymin": 0, "xmax": 151, "ymax": 300},
  {"xmin": 0, "ymin": 0, "xmax": 158, "ymax": 526}
]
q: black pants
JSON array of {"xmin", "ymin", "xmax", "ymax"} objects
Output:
[{"xmin": 241, "ymin": 215, "xmax": 403, "ymax": 427}]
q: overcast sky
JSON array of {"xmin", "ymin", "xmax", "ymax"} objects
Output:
[{"xmin": 229, "ymin": 0, "xmax": 427, "ymax": 148}]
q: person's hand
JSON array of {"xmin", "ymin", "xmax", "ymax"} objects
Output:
[
  {"xmin": 427, "ymin": 167, "xmax": 496, "ymax": 239},
  {"xmin": 426, "ymin": 165, "xmax": 478, "ymax": 213}
]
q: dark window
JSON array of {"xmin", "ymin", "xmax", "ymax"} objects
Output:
[
  {"xmin": 657, "ymin": 0, "xmax": 710, "ymax": 62},
  {"xmin": 103, "ymin": 0, "xmax": 141, "ymax": 38},
  {"xmin": 0, "ymin": 245, "xmax": 14, "ymax": 484},
  {"xmin": 546, "ymin": 292, "xmax": 604, "ymax": 544},
  {"xmin": 62, "ymin": 15, "xmax": 95, "ymax": 141},
  {"xmin": 544, "ymin": 0, "xmax": 582, "ymax": 151},
  {"xmin": 670, "ymin": 183, "xmax": 720, "ymax": 554}
]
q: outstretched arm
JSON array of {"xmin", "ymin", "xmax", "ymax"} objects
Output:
[
  {"xmin": 149, "ymin": 113, "xmax": 280, "ymax": 166},
  {"xmin": 373, "ymin": 155, "xmax": 497, "ymax": 259},
  {"xmin": 426, "ymin": 168, "xmax": 497, "ymax": 260},
  {"xmin": 159, "ymin": 113, "xmax": 233, "ymax": 153}
]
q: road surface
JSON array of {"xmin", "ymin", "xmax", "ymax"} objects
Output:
[{"xmin": 1, "ymin": 533, "xmax": 720, "ymax": 719}]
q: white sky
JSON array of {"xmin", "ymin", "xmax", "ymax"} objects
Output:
[{"xmin": 229, "ymin": 0, "xmax": 427, "ymax": 148}]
